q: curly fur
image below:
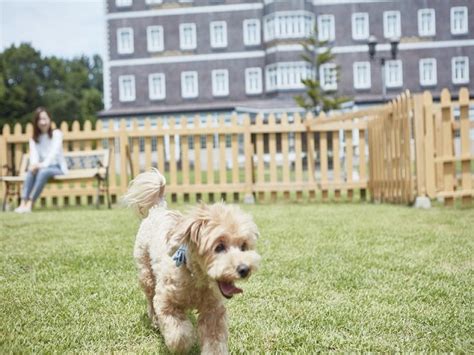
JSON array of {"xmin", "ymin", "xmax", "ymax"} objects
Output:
[{"xmin": 124, "ymin": 169, "xmax": 261, "ymax": 354}]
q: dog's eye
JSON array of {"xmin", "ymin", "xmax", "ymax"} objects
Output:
[
  {"xmin": 241, "ymin": 242, "xmax": 248, "ymax": 251},
  {"xmin": 215, "ymin": 243, "xmax": 226, "ymax": 253}
]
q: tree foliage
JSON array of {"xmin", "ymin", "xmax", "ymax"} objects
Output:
[
  {"xmin": 294, "ymin": 27, "xmax": 350, "ymax": 115},
  {"xmin": 0, "ymin": 43, "xmax": 103, "ymax": 129}
]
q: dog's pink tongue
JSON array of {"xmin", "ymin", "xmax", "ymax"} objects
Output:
[{"xmin": 219, "ymin": 282, "xmax": 243, "ymax": 297}]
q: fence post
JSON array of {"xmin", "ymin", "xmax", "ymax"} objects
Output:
[
  {"xmin": 119, "ymin": 119, "xmax": 128, "ymax": 196},
  {"xmin": 422, "ymin": 91, "xmax": 436, "ymax": 198},
  {"xmin": 459, "ymin": 87, "xmax": 472, "ymax": 206},
  {"xmin": 243, "ymin": 115, "xmax": 254, "ymax": 204},
  {"xmin": 440, "ymin": 89, "xmax": 455, "ymax": 206},
  {"xmin": 305, "ymin": 112, "xmax": 317, "ymax": 201},
  {"xmin": 413, "ymin": 94, "xmax": 431, "ymax": 207},
  {"xmin": 0, "ymin": 125, "xmax": 9, "ymax": 177}
]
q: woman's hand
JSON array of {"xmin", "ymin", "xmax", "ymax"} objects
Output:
[{"xmin": 29, "ymin": 163, "xmax": 40, "ymax": 173}]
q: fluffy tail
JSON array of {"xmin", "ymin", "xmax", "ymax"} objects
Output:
[{"xmin": 122, "ymin": 168, "xmax": 166, "ymax": 218}]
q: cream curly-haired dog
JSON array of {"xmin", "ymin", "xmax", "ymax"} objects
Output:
[{"xmin": 123, "ymin": 168, "xmax": 261, "ymax": 354}]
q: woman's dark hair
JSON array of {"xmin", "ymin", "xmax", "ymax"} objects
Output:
[{"xmin": 32, "ymin": 107, "xmax": 53, "ymax": 143}]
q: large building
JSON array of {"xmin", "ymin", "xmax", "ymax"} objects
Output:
[{"xmin": 101, "ymin": 0, "xmax": 473, "ymax": 117}]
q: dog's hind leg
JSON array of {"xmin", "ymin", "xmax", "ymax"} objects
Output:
[{"xmin": 154, "ymin": 292, "xmax": 195, "ymax": 353}]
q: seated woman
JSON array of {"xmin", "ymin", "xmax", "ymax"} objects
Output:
[{"xmin": 14, "ymin": 107, "xmax": 68, "ymax": 213}]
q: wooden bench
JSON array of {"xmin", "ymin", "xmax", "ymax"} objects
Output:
[{"xmin": 1, "ymin": 149, "xmax": 111, "ymax": 211}]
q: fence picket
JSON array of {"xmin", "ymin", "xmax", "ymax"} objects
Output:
[
  {"xmin": 281, "ymin": 114, "xmax": 290, "ymax": 201},
  {"xmin": 440, "ymin": 89, "xmax": 455, "ymax": 206},
  {"xmin": 459, "ymin": 88, "xmax": 472, "ymax": 206}
]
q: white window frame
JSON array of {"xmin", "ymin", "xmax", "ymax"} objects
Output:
[
  {"xmin": 147, "ymin": 26, "xmax": 164, "ymax": 52},
  {"xmin": 418, "ymin": 8, "xmax": 436, "ymax": 37},
  {"xmin": 119, "ymin": 75, "xmax": 136, "ymax": 102},
  {"xmin": 263, "ymin": 11, "xmax": 314, "ymax": 42},
  {"xmin": 353, "ymin": 61, "xmax": 371, "ymax": 90},
  {"xmin": 318, "ymin": 14, "xmax": 335, "ymax": 42},
  {"xmin": 181, "ymin": 71, "xmax": 198, "ymax": 98},
  {"xmin": 419, "ymin": 58, "xmax": 437, "ymax": 86},
  {"xmin": 210, "ymin": 21, "xmax": 228, "ymax": 48},
  {"xmin": 148, "ymin": 73, "xmax": 166, "ymax": 100},
  {"xmin": 245, "ymin": 67, "xmax": 263, "ymax": 95},
  {"xmin": 451, "ymin": 57, "xmax": 469, "ymax": 84},
  {"xmin": 116, "ymin": 0, "xmax": 132, "ymax": 7},
  {"xmin": 351, "ymin": 13, "xmax": 369, "ymax": 41},
  {"xmin": 319, "ymin": 63, "xmax": 337, "ymax": 91},
  {"xmin": 145, "ymin": 0, "xmax": 162, "ymax": 4},
  {"xmin": 265, "ymin": 62, "xmax": 313, "ymax": 92},
  {"xmin": 385, "ymin": 60, "xmax": 403, "ymax": 88},
  {"xmin": 212, "ymin": 69, "xmax": 229, "ymax": 97},
  {"xmin": 243, "ymin": 19, "xmax": 261, "ymax": 46},
  {"xmin": 450, "ymin": 7, "xmax": 468, "ymax": 35},
  {"xmin": 383, "ymin": 11, "xmax": 401, "ymax": 39},
  {"xmin": 179, "ymin": 23, "xmax": 197, "ymax": 50},
  {"xmin": 117, "ymin": 28, "xmax": 134, "ymax": 54}
]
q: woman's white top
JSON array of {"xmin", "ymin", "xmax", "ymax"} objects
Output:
[{"xmin": 29, "ymin": 129, "xmax": 69, "ymax": 174}]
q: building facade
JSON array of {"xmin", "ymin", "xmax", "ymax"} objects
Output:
[{"xmin": 102, "ymin": 0, "xmax": 474, "ymax": 117}]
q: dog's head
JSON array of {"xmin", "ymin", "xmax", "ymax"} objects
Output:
[{"xmin": 177, "ymin": 202, "xmax": 260, "ymax": 299}]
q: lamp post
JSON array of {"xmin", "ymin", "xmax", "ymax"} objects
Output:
[{"xmin": 367, "ymin": 35, "xmax": 399, "ymax": 101}]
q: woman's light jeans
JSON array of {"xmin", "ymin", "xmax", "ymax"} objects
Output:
[{"xmin": 22, "ymin": 164, "xmax": 63, "ymax": 202}]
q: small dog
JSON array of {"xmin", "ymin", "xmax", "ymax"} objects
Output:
[{"xmin": 123, "ymin": 168, "xmax": 261, "ymax": 354}]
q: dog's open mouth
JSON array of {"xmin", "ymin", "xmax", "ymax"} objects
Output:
[{"xmin": 217, "ymin": 281, "xmax": 243, "ymax": 299}]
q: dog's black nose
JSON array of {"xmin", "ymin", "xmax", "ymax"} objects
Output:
[{"xmin": 237, "ymin": 264, "xmax": 250, "ymax": 278}]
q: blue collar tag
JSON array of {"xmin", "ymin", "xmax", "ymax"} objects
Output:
[{"xmin": 172, "ymin": 245, "xmax": 187, "ymax": 267}]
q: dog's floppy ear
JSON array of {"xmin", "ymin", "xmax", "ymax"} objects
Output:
[
  {"xmin": 175, "ymin": 204, "xmax": 209, "ymax": 245},
  {"xmin": 182, "ymin": 218, "xmax": 206, "ymax": 245}
]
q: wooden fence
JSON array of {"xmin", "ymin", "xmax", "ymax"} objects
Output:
[
  {"xmin": 368, "ymin": 87, "xmax": 474, "ymax": 206},
  {"xmin": 0, "ymin": 87, "xmax": 472, "ymax": 208},
  {"xmin": 0, "ymin": 112, "xmax": 370, "ymax": 208}
]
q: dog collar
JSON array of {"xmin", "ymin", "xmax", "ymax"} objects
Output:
[{"xmin": 172, "ymin": 245, "xmax": 187, "ymax": 267}]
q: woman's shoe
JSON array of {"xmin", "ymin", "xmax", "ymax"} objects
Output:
[{"xmin": 14, "ymin": 206, "xmax": 25, "ymax": 213}]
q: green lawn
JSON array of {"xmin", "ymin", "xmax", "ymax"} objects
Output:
[{"xmin": 1, "ymin": 203, "xmax": 473, "ymax": 352}]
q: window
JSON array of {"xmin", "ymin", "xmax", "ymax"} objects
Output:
[
  {"xmin": 318, "ymin": 14, "xmax": 335, "ymax": 41},
  {"xmin": 148, "ymin": 73, "xmax": 166, "ymax": 100},
  {"xmin": 319, "ymin": 63, "xmax": 337, "ymax": 91},
  {"xmin": 180, "ymin": 23, "xmax": 196, "ymax": 50},
  {"xmin": 116, "ymin": 0, "xmax": 132, "ymax": 7},
  {"xmin": 452, "ymin": 57, "xmax": 469, "ymax": 84},
  {"xmin": 210, "ymin": 21, "xmax": 227, "ymax": 48},
  {"xmin": 212, "ymin": 69, "xmax": 229, "ymax": 97},
  {"xmin": 117, "ymin": 28, "xmax": 134, "ymax": 54},
  {"xmin": 119, "ymin": 75, "xmax": 135, "ymax": 102},
  {"xmin": 385, "ymin": 60, "xmax": 403, "ymax": 88},
  {"xmin": 146, "ymin": 0, "xmax": 162, "ymax": 4},
  {"xmin": 243, "ymin": 19, "xmax": 261, "ymax": 46},
  {"xmin": 352, "ymin": 13, "xmax": 369, "ymax": 40},
  {"xmin": 353, "ymin": 62, "xmax": 371, "ymax": 89},
  {"xmin": 147, "ymin": 26, "xmax": 164, "ymax": 52},
  {"xmin": 263, "ymin": 11, "xmax": 314, "ymax": 42},
  {"xmin": 245, "ymin": 67, "xmax": 262, "ymax": 94},
  {"xmin": 451, "ymin": 7, "xmax": 468, "ymax": 35},
  {"xmin": 418, "ymin": 9, "xmax": 435, "ymax": 37},
  {"xmin": 419, "ymin": 58, "xmax": 437, "ymax": 86},
  {"xmin": 265, "ymin": 62, "xmax": 313, "ymax": 92},
  {"xmin": 181, "ymin": 71, "xmax": 198, "ymax": 98},
  {"xmin": 383, "ymin": 11, "xmax": 401, "ymax": 38}
]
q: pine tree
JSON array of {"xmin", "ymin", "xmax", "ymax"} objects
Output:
[{"xmin": 294, "ymin": 26, "xmax": 350, "ymax": 115}]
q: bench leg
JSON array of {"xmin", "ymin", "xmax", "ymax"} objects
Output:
[
  {"xmin": 95, "ymin": 178, "xmax": 101, "ymax": 209},
  {"xmin": 2, "ymin": 183, "xmax": 8, "ymax": 211},
  {"xmin": 105, "ymin": 178, "xmax": 111, "ymax": 209}
]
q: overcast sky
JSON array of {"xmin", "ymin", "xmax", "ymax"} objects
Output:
[{"xmin": 0, "ymin": 0, "xmax": 105, "ymax": 59}]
